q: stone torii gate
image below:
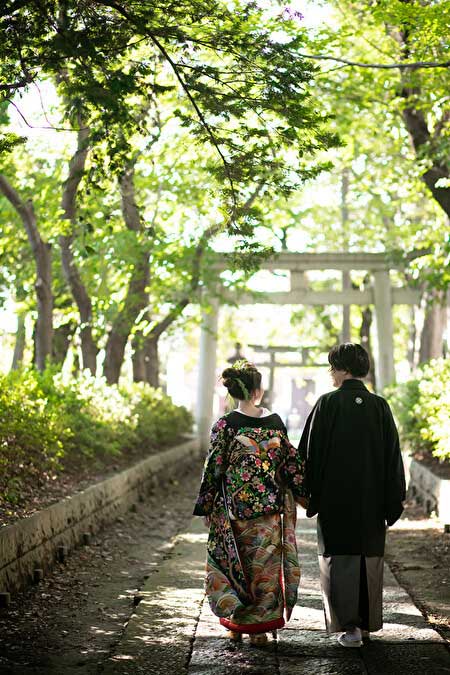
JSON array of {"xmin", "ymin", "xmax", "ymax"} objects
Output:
[
  {"xmin": 196, "ymin": 251, "xmax": 421, "ymax": 450},
  {"xmin": 248, "ymin": 344, "xmax": 327, "ymax": 409}
]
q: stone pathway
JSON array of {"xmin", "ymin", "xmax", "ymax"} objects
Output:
[{"xmin": 102, "ymin": 511, "xmax": 450, "ymax": 675}]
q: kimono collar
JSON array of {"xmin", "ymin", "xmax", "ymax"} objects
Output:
[{"xmin": 339, "ymin": 379, "xmax": 368, "ymax": 391}]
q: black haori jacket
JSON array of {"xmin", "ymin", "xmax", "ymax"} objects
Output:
[{"xmin": 298, "ymin": 379, "xmax": 406, "ymax": 556}]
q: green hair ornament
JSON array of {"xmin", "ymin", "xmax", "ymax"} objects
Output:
[
  {"xmin": 231, "ymin": 359, "xmax": 251, "ymax": 371},
  {"xmin": 234, "ymin": 377, "xmax": 250, "ymax": 400},
  {"xmin": 229, "ymin": 360, "xmax": 257, "ymax": 400}
]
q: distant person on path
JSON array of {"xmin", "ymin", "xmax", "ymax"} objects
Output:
[
  {"xmin": 193, "ymin": 361, "xmax": 306, "ymax": 645},
  {"xmin": 298, "ymin": 343, "xmax": 406, "ymax": 647}
]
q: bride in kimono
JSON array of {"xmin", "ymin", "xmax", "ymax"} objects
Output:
[{"xmin": 193, "ymin": 361, "xmax": 306, "ymax": 645}]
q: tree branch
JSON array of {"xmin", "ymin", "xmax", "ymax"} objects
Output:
[
  {"xmin": 433, "ymin": 108, "xmax": 450, "ymax": 141},
  {"xmin": 4, "ymin": 97, "xmax": 85, "ymax": 131},
  {"xmin": 93, "ymin": 0, "xmax": 238, "ymax": 208},
  {"xmin": 296, "ymin": 52, "xmax": 450, "ymax": 70},
  {"xmin": 147, "ymin": 182, "xmax": 265, "ymax": 340},
  {"xmin": 0, "ymin": 74, "xmax": 34, "ymax": 94},
  {"xmin": 0, "ymin": 173, "xmax": 40, "ymax": 252},
  {"xmin": 390, "ymin": 26, "xmax": 450, "ymax": 218}
]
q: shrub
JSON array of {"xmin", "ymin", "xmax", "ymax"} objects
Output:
[
  {"xmin": 0, "ymin": 368, "xmax": 193, "ymax": 507},
  {"xmin": 0, "ymin": 370, "xmax": 68, "ymax": 503},
  {"xmin": 387, "ymin": 358, "xmax": 450, "ymax": 462},
  {"xmin": 54, "ymin": 372, "xmax": 136, "ymax": 459},
  {"xmin": 125, "ymin": 384, "xmax": 193, "ymax": 450}
]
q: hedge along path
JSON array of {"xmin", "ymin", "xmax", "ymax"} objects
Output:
[{"xmin": 0, "ymin": 437, "xmax": 199, "ymax": 599}]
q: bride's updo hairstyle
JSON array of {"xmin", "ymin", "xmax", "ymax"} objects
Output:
[{"xmin": 222, "ymin": 360, "xmax": 262, "ymax": 401}]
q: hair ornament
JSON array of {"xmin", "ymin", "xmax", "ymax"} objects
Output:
[
  {"xmin": 231, "ymin": 359, "xmax": 252, "ymax": 371},
  {"xmin": 234, "ymin": 377, "xmax": 249, "ymax": 400},
  {"xmin": 221, "ymin": 359, "xmax": 260, "ymax": 401}
]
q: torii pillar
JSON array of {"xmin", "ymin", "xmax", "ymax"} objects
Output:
[
  {"xmin": 342, "ymin": 271, "xmax": 351, "ymax": 342},
  {"xmin": 196, "ymin": 298, "xmax": 219, "ymax": 452},
  {"xmin": 373, "ymin": 270, "xmax": 395, "ymax": 390}
]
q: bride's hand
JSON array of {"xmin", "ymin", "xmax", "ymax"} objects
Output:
[
  {"xmin": 203, "ymin": 515, "xmax": 211, "ymax": 527},
  {"xmin": 298, "ymin": 497, "xmax": 309, "ymax": 510}
]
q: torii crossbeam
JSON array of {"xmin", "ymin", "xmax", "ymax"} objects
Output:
[{"xmin": 196, "ymin": 251, "xmax": 422, "ymax": 450}]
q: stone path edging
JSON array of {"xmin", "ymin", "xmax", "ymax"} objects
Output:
[
  {"xmin": 409, "ymin": 458, "xmax": 450, "ymax": 526},
  {"xmin": 0, "ymin": 437, "xmax": 200, "ymax": 596}
]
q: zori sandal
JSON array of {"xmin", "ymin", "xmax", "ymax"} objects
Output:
[{"xmin": 249, "ymin": 633, "xmax": 268, "ymax": 646}]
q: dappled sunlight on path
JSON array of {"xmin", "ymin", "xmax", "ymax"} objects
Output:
[{"xmin": 102, "ymin": 510, "xmax": 448, "ymax": 675}]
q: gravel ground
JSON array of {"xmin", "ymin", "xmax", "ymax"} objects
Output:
[{"xmin": 0, "ymin": 461, "xmax": 204, "ymax": 675}]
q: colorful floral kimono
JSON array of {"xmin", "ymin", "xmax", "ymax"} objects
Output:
[{"xmin": 193, "ymin": 410, "xmax": 306, "ymax": 634}]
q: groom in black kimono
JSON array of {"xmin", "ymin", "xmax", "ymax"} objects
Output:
[{"xmin": 298, "ymin": 343, "xmax": 405, "ymax": 647}]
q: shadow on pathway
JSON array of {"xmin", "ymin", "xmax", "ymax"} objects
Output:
[{"xmin": 102, "ymin": 511, "xmax": 450, "ymax": 675}]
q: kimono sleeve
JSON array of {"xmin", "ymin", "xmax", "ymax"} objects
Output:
[
  {"xmin": 383, "ymin": 400, "xmax": 406, "ymax": 526},
  {"xmin": 193, "ymin": 417, "xmax": 228, "ymax": 516},
  {"xmin": 297, "ymin": 396, "xmax": 328, "ymax": 517},
  {"xmin": 281, "ymin": 427, "xmax": 307, "ymax": 502}
]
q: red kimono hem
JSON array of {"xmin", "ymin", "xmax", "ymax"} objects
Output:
[{"xmin": 219, "ymin": 616, "xmax": 285, "ymax": 634}]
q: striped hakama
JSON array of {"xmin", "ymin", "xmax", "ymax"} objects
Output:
[{"xmin": 318, "ymin": 554, "xmax": 384, "ymax": 633}]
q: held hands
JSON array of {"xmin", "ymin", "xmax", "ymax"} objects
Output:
[
  {"xmin": 204, "ymin": 498, "xmax": 309, "ymax": 523},
  {"xmin": 298, "ymin": 497, "xmax": 309, "ymax": 510}
]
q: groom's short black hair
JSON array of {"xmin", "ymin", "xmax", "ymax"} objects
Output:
[{"xmin": 328, "ymin": 343, "xmax": 370, "ymax": 378}]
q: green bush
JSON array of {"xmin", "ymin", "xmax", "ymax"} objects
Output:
[
  {"xmin": 126, "ymin": 384, "xmax": 193, "ymax": 450},
  {"xmin": 387, "ymin": 358, "xmax": 450, "ymax": 462},
  {"xmin": 0, "ymin": 370, "xmax": 67, "ymax": 503},
  {"xmin": 0, "ymin": 368, "xmax": 193, "ymax": 506}
]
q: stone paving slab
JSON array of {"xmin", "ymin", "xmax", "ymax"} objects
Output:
[
  {"xmin": 102, "ymin": 522, "xmax": 207, "ymax": 675},
  {"xmin": 189, "ymin": 596, "xmax": 279, "ymax": 674},
  {"xmin": 104, "ymin": 512, "xmax": 449, "ymax": 675}
]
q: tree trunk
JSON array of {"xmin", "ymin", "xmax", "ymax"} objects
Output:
[
  {"xmin": 144, "ymin": 333, "xmax": 159, "ymax": 388},
  {"xmin": 103, "ymin": 329, "xmax": 128, "ymax": 385},
  {"xmin": 360, "ymin": 306, "xmax": 376, "ymax": 390},
  {"xmin": 132, "ymin": 323, "xmax": 160, "ymax": 387},
  {"xmin": 34, "ymin": 239, "xmax": 53, "ymax": 370},
  {"xmin": 103, "ymin": 161, "xmax": 150, "ymax": 384},
  {"xmin": 72, "ymin": 349, "xmax": 80, "ymax": 377},
  {"xmin": 392, "ymin": 24, "xmax": 450, "ymax": 219},
  {"xmin": 59, "ymin": 122, "xmax": 98, "ymax": 374},
  {"xmin": 342, "ymin": 271, "xmax": 351, "ymax": 342},
  {"xmin": 132, "ymin": 331, "xmax": 146, "ymax": 382},
  {"xmin": 401, "ymin": 98, "xmax": 450, "ymax": 219},
  {"xmin": 103, "ymin": 251, "xmax": 150, "ymax": 384},
  {"xmin": 419, "ymin": 290, "xmax": 447, "ymax": 363},
  {"xmin": 60, "ymin": 235, "xmax": 98, "ymax": 373},
  {"xmin": 11, "ymin": 312, "xmax": 26, "ymax": 370},
  {"xmin": 0, "ymin": 174, "xmax": 53, "ymax": 370},
  {"xmin": 407, "ymin": 305, "xmax": 417, "ymax": 371},
  {"xmin": 52, "ymin": 321, "xmax": 75, "ymax": 367}
]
